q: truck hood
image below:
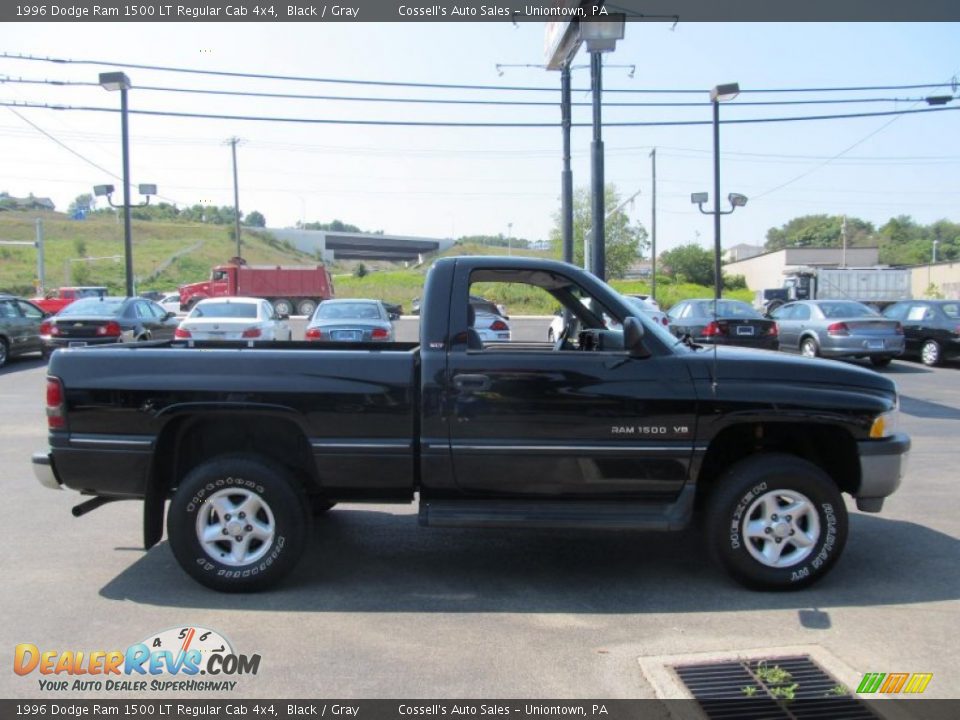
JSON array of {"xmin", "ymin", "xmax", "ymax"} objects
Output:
[{"xmin": 682, "ymin": 345, "xmax": 897, "ymax": 396}]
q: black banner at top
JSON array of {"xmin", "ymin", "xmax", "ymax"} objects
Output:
[{"xmin": 2, "ymin": 0, "xmax": 959, "ymax": 23}]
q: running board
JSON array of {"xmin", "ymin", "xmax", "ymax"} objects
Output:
[{"xmin": 419, "ymin": 487, "xmax": 694, "ymax": 531}]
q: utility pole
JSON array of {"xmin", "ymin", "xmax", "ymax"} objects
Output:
[
  {"xmin": 226, "ymin": 137, "xmax": 243, "ymax": 259},
  {"xmin": 649, "ymin": 148, "xmax": 657, "ymax": 303},
  {"xmin": 841, "ymin": 215, "xmax": 848, "ymax": 268},
  {"xmin": 560, "ymin": 64, "xmax": 574, "ymax": 265}
]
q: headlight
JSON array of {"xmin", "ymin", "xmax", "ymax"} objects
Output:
[{"xmin": 869, "ymin": 398, "xmax": 899, "ymax": 438}]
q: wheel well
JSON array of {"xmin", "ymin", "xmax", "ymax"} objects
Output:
[
  {"xmin": 153, "ymin": 414, "xmax": 320, "ymax": 500},
  {"xmin": 695, "ymin": 422, "xmax": 859, "ymax": 508}
]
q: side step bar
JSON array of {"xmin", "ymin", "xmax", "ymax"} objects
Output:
[{"xmin": 419, "ymin": 487, "xmax": 694, "ymax": 531}]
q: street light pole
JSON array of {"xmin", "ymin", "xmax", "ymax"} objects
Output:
[
  {"xmin": 590, "ymin": 51, "xmax": 605, "ymax": 281},
  {"xmin": 561, "ymin": 63, "xmax": 574, "ymax": 265},
  {"xmin": 708, "ymin": 82, "xmax": 740, "ymax": 300},
  {"xmin": 99, "ymin": 72, "xmax": 135, "ymax": 296},
  {"xmin": 649, "ymin": 148, "xmax": 657, "ymax": 303}
]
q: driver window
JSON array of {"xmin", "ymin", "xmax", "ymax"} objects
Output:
[{"xmin": 466, "ymin": 275, "xmax": 616, "ymax": 352}]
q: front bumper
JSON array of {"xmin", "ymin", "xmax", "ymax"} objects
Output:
[
  {"xmin": 32, "ymin": 451, "xmax": 62, "ymax": 490},
  {"xmin": 855, "ymin": 432, "xmax": 910, "ymax": 512}
]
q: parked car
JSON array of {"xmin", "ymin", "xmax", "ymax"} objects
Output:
[
  {"xmin": 668, "ymin": 298, "xmax": 778, "ymax": 350},
  {"xmin": 175, "ymin": 297, "xmax": 292, "ymax": 342},
  {"xmin": 32, "ymin": 286, "xmax": 108, "ymax": 315},
  {"xmin": 40, "ymin": 296, "xmax": 180, "ymax": 353},
  {"xmin": 472, "ymin": 311, "xmax": 511, "ymax": 342},
  {"xmin": 771, "ymin": 300, "xmax": 904, "ymax": 367},
  {"xmin": 305, "ymin": 299, "xmax": 394, "ymax": 342},
  {"xmin": 548, "ymin": 294, "xmax": 667, "ymax": 342},
  {"xmin": 625, "ymin": 293, "xmax": 661, "ymax": 311},
  {"xmin": 882, "ymin": 299, "xmax": 960, "ymax": 366},
  {"xmin": 0, "ymin": 295, "xmax": 47, "ymax": 367},
  {"xmin": 158, "ymin": 293, "xmax": 182, "ymax": 314}
]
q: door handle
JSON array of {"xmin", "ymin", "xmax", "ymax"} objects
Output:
[{"xmin": 453, "ymin": 374, "xmax": 491, "ymax": 391}]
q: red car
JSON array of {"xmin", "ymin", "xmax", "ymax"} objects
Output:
[{"xmin": 32, "ymin": 286, "xmax": 108, "ymax": 315}]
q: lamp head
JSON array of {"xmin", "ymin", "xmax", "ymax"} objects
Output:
[
  {"xmin": 728, "ymin": 193, "xmax": 748, "ymax": 208},
  {"xmin": 93, "ymin": 184, "xmax": 115, "ymax": 197},
  {"xmin": 691, "ymin": 192, "xmax": 709, "ymax": 205},
  {"xmin": 138, "ymin": 184, "xmax": 157, "ymax": 196},
  {"xmin": 98, "ymin": 72, "xmax": 131, "ymax": 92},
  {"xmin": 710, "ymin": 82, "xmax": 740, "ymax": 102}
]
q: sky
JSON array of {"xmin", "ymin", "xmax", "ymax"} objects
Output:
[{"xmin": 1, "ymin": 21, "xmax": 958, "ymax": 257}]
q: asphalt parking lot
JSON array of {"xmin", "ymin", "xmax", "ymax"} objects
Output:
[{"xmin": 2, "ymin": 325, "xmax": 958, "ymax": 702}]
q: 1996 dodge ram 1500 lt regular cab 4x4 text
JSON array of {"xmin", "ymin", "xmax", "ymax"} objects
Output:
[{"xmin": 33, "ymin": 257, "xmax": 909, "ymax": 592}]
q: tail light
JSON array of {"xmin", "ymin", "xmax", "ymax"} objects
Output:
[
  {"xmin": 241, "ymin": 327, "xmax": 262, "ymax": 339},
  {"xmin": 174, "ymin": 327, "xmax": 192, "ymax": 339},
  {"xmin": 96, "ymin": 321, "xmax": 122, "ymax": 338},
  {"xmin": 489, "ymin": 320, "xmax": 509, "ymax": 332},
  {"xmin": 661, "ymin": 317, "xmax": 669, "ymax": 326},
  {"xmin": 305, "ymin": 327, "xmax": 323, "ymax": 340},
  {"xmin": 827, "ymin": 322, "xmax": 850, "ymax": 337},
  {"xmin": 370, "ymin": 327, "xmax": 390, "ymax": 340},
  {"xmin": 894, "ymin": 322, "xmax": 904, "ymax": 335},
  {"xmin": 46, "ymin": 377, "xmax": 65, "ymax": 430},
  {"xmin": 768, "ymin": 323, "xmax": 779, "ymax": 337},
  {"xmin": 40, "ymin": 321, "xmax": 61, "ymax": 337},
  {"xmin": 702, "ymin": 321, "xmax": 726, "ymax": 337}
]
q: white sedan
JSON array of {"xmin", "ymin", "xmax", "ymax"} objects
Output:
[{"xmin": 175, "ymin": 297, "xmax": 292, "ymax": 341}]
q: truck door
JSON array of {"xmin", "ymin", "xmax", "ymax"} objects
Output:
[{"xmin": 444, "ymin": 272, "xmax": 697, "ymax": 502}]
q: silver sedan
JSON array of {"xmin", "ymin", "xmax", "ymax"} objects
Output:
[
  {"xmin": 771, "ymin": 299, "xmax": 905, "ymax": 367},
  {"xmin": 305, "ymin": 299, "xmax": 394, "ymax": 342}
]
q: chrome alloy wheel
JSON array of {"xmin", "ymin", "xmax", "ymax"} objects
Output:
[
  {"xmin": 195, "ymin": 488, "xmax": 276, "ymax": 567},
  {"xmin": 742, "ymin": 489, "xmax": 821, "ymax": 568}
]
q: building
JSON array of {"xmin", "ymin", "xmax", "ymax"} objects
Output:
[
  {"xmin": 725, "ymin": 247, "xmax": 882, "ymax": 291},
  {"xmin": 269, "ymin": 228, "xmax": 456, "ymax": 263},
  {"xmin": 724, "ymin": 243, "xmax": 765, "ymax": 263},
  {"xmin": 909, "ymin": 261, "xmax": 960, "ymax": 299}
]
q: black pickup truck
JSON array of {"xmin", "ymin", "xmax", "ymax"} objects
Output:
[{"xmin": 33, "ymin": 257, "xmax": 909, "ymax": 592}]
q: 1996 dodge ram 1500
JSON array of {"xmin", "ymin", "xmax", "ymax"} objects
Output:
[{"xmin": 33, "ymin": 257, "xmax": 909, "ymax": 592}]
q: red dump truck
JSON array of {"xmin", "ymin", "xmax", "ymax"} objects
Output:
[{"xmin": 178, "ymin": 258, "xmax": 335, "ymax": 316}]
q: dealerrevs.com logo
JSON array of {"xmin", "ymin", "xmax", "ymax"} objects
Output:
[{"xmin": 14, "ymin": 626, "xmax": 260, "ymax": 692}]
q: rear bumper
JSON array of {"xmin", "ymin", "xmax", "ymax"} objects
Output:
[
  {"xmin": 820, "ymin": 337, "xmax": 905, "ymax": 357},
  {"xmin": 32, "ymin": 451, "xmax": 62, "ymax": 490},
  {"xmin": 855, "ymin": 432, "xmax": 910, "ymax": 512}
]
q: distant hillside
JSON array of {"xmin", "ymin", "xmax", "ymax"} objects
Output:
[{"xmin": 0, "ymin": 210, "xmax": 317, "ymax": 296}]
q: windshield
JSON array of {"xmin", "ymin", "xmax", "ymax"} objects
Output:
[
  {"xmin": 190, "ymin": 303, "xmax": 258, "ymax": 319},
  {"xmin": 58, "ymin": 298, "xmax": 125, "ymax": 317}
]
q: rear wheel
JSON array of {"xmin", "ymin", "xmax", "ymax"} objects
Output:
[
  {"xmin": 921, "ymin": 339, "xmax": 942, "ymax": 367},
  {"xmin": 272, "ymin": 298, "xmax": 294, "ymax": 317},
  {"xmin": 800, "ymin": 337, "xmax": 819, "ymax": 358},
  {"xmin": 705, "ymin": 453, "xmax": 848, "ymax": 590},
  {"xmin": 167, "ymin": 454, "xmax": 309, "ymax": 592},
  {"xmin": 0, "ymin": 338, "xmax": 8, "ymax": 368},
  {"xmin": 297, "ymin": 298, "xmax": 317, "ymax": 317}
]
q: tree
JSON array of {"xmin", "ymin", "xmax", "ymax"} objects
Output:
[
  {"xmin": 659, "ymin": 244, "xmax": 716, "ymax": 286},
  {"xmin": 244, "ymin": 210, "xmax": 266, "ymax": 228},
  {"xmin": 548, "ymin": 185, "xmax": 649, "ymax": 279},
  {"xmin": 354, "ymin": 263, "xmax": 369, "ymax": 278},
  {"xmin": 765, "ymin": 215, "xmax": 875, "ymax": 251},
  {"xmin": 68, "ymin": 194, "xmax": 94, "ymax": 217}
]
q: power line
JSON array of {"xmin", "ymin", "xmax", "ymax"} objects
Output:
[
  {"xmin": 5, "ymin": 106, "xmax": 119, "ymax": 179},
  {"xmin": 2, "ymin": 100, "xmax": 958, "ymax": 127},
  {"xmin": 2, "ymin": 53, "xmax": 955, "ymax": 95},
  {"xmin": 4, "ymin": 76, "xmax": 953, "ymax": 108}
]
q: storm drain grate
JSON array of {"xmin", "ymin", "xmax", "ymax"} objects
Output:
[{"xmin": 673, "ymin": 655, "xmax": 879, "ymax": 720}]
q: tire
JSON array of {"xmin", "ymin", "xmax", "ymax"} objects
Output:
[
  {"xmin": 705, "ymin": 453, "xmax": 848, "ymax": 591},
  {"xmin": 921, "ymin": 339, "xmax": 941, "ymax": 367},
  {"xmin": 167, "ymin": 454, "xmax": 309, "ymax": 592},
  {"xmin": 41, "ymin": 346, "xmax": 52, "ymax": 361},
  {"xmin": 297, "ymin": 299, "xmax": 317, "ymax": 317},
  {"xmin": 870, "ymin": 356, "xmax": 893, "ymax": 368},
  {"xmin": 800, "ymin": 337, "xmax": 820, "ymax": 358},
  {"xmin": 272, "ymin": 298, "xmax": 294, "ymax": 317},
  {"xmin": 0, "ymin": 337, "xmax": 8, "ymax": 368},
  {"xmin": 309, "ymin": 497, "xmax": 337, "ymax": 515}
]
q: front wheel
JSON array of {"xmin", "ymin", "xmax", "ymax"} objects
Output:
[
  {"xmin": 167, "ymin": 454, "xmax": 309, "ymax": 592},
  {"xmin": 705, "ymin": 453, "xmax": 848, "ymax": 590}
]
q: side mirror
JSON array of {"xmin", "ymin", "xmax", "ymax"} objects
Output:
[{"xmin": 623, "ymin": 316, "xmax": 650, "ymax": 358}]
